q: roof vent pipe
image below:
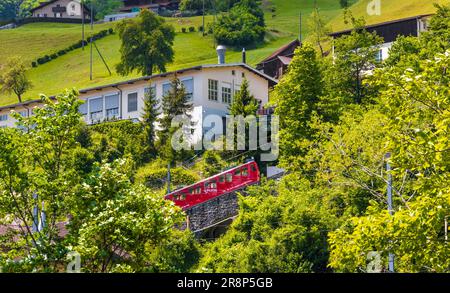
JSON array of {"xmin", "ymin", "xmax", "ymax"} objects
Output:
[
  {"xmin": 242, "ymin": 48, "xmax": 246, "ymax": 64},
  {"xmin": 217, "ymin": 45, "xmax": 226, "ymax": 64}
]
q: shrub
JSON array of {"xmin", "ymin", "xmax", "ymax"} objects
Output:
[
  {"xmin": 50, "ymin": 53, "xmax": 58, "ymax": 60},
  {"xmin": 188, "ymin": 26, "xmax": 195, "ymax": 32},
  {"xmin": 57, "ymin": 50, "xmax": 66, "ymax": 56},
  {"xmin": 108, "ymin": 28, "xmax": 114, "ymax": 34},
  {"xmin": 31, "ymin": 61, "xmax": 37, "ymax": 68},
  {"xmin": 198, "ymin": 25, "xmax": 204, "ymax": 32},
  {"xmin": 181, "ymin": 27, "xmax": 187, "ymax": 33}
]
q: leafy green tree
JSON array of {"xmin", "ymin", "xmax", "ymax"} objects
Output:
[
  {"xmin": 71, "ymin": 160, "xmax": 185, "ymax": 272},
  {"xmin": 198, "ymin": 177, "xmax": 334, "ymax": 272},
  {"xmin": 329, "ymin": 45, "xmax": 450, "ymax": 272},
  {"xmin": 0, "ymin": 56, "xmax": 32, "ymax": 103},
  {"xmin": 272, "ymin": 44, "xmax": 323, "ymax": 171},
  {"xmin": 142, "ymin": 86, "xmax": 160, "ymax": 158},
  {"xmin": 307, "ymin": 7, "xmax": 331, "ymax": 56},
  {"xmin": 0, "ymin": 0, "xmax": 37, "ymax": 20},
  {"xmin": 328, "ymin": 14, "xmax": 383, "ymax": 103},
  {"xmin": 116, "ymin": 10, "xmax": 175, "ymax": 76},
  {"xmin": 0, "ymin": 89, "xmax": 83, "ymax": 272},
  {"xmin": 158, "ymin": 76, "xmax": 193, "ymax": 163},
  {"xmin": 214, "ymin": 0, "xmax": 265, "ymax": 47}
]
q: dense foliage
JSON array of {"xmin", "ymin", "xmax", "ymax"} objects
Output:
[{"xmin": 213, "ymin": 0, "xmax": 265, "ymax": 47}]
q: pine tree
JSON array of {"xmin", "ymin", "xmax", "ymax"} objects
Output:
[
  {"xmin": 141, "ymin": 86, "xmax": 160, "ymax": 159},
  {"xmin": 158, "ymin": 76, "xmax": 193, "ymax": 162},
  {"xmin": 229, "ymin": 79, "xmax": 259, "ymax": 116}
]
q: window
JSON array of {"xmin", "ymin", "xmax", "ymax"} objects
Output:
[
  {"xmin": 222, "ymin": 83, "xmax": 232, "ymax": 104},
  {"xmin": 234, "ymin": 85, "xmax": 241, "ymax": 96},
  {"xmin": 89, "ymin": 97, "xmax": 103, "ymax": 121},
  {"xmin": 205, "ymin": 181, "xmax": 217, "ymax": 189},
  {"xmin": 234, "ymin": 169, "xmax": 241, "ymax": 176},
  {"xmin": 127, "ymin": 93, "xmax": 138, "ymax": 112},
  {"xmin": 182, "ymin": 78, "xmax": 194, "ymax": 101},
  {"xmin": 144, "ymin": 86, "xmax": 156, "ymax": 99},
  {"xmin": 232, "ymin": 70, "xmax": 236, "ymax": 76},
  {"xmin": 375, "ymin": 49, "xmax": 383, "ymax": 63},
  {"xmin": 251, "ymin": 164, "xmax": 257, "ymax": 172},
  {"xmin": 162, "ymin": 83, "xmax": 171, "ymax": 97},
  {"xmin": 226, "ymin": 173, "xmax": 233, "ymax": 182},
  {"xmin": 78, "ymin": 102, "xmax": 88, "ymax": 116},
  {"xmin": 241, "ymin": 167, "xmax": 248, "ymax": 176},
  {"xmin": 191, "ymin": 186, "xmax": 202, "ymax": 194},
  {"xmin": 219, "ymin": 175, "xmax": 225, "ymax": 183},
  {"xmin": 18, "ymin": 110, "xmax": 28, "ymax": 117},
  {"xmin": 0, "ymin": 114, "xmax": 8, "ymax": 121},
  {"xmin": 242, "ymin": 72, "xmax": 245, "ymax": 78},
  {"xmin": 208, "ymin": 79, "xmax": 218, "ymax": 101},
  {"xmin": 44, "ymin": 13, "xmax": 47, "ymax": 17},
  {"xmin": 105, "ymin": 94, "xmax": 120, "ymax": 119}
]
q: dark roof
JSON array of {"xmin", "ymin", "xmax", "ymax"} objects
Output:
[
  {"xmin": 257, "ymin": 39, "xmax": 301, "ymax": 65},
  {"xmin": 0, "ymin": 63, "xmax": 277, "ymax": 111},
  {"xmin": 30, "ymin": 0, "xmax": 90, "ymax": 13},
  {"xmin": 329, "ymin": 14, "xmax": 433, "ymax": 37}
]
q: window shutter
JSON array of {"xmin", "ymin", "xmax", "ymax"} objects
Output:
[
  {"xmin": 89, "ymin": 97, "xmax": 103, "ymax": 113},
  {"xmin": 128, "ymin": 93, "xmax": 138, "ymax": 112},
  {"xmin": 105, "ymin": 94, "xmax": 119, "ymax": 110}
]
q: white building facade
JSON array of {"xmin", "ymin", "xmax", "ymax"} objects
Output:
[{"xmin": 0, "ymin": 63, "xmax": 277, "ymax": 144}]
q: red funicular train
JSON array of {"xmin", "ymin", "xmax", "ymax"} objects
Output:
[{"xmin": 165, "ymin": 161, "xmax": 261, "ymax": 210}]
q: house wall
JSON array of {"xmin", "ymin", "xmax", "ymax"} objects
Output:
[{"xmin": 0, "ymin": 65, "xmax": 271, "ymax": 145}]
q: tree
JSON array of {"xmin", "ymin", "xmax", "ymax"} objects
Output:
[
  {"xmin": 116, "ymin": 10, "xmax": 175, "ymax": 76},
  {"xmin": 198, "ymin": 177, "xmax": 334, "ymax": 272},
  {"xmin": 229, "ymin": 79, "xmax": 259, "ymax": 116},
  {"xmin": 272, "ymin": 44, "xmax": 323, "ymax": 171},
  {"xmin": 0, "ymin": 0, "xmax": 37, "ymax": 20},
  {"xmin": 0, "ymin": 90, "xmax": 83, "ymax": 272},
  {"xmin": 72, "ymin": 160, "xmax": 185, "ymax": 273},
  {"xmin": 158, "ymin": 76, "xmax": 193, "ymax": 162},
  {"xmin": 0, "ymin": 56, "xmax": 32, "ymax": 103},
  {"xmin": 84, "ymin": 0, "xmax": 122, "ymax": 20},
  {"xmin": 213, "ymin": 0, "xmax": 265, "ymax": 47},
  {"xmin": 328, "ymin": 14, "xmax": 383, "ymax": 103},
  {"xmin": 307, "ymin": 7, "xmax": 331, "ymax": 56},
  {"xmin": 142, "ymin": 86, "xmax": 160, "ymax": 158}
]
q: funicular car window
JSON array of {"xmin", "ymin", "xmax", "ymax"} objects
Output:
[
  {"xmin": 219, "ymin": 175, "xmax": 225, "ymax": 183},
  {"xmin": 226, "ymin": 173, "xmax": 233, "ymax": 182},
  {"xmin": 234, "ymin": 169, "xmax": 241, "ymax": 176},
  {"xmin": 242, "ymin": 167, "xmax": 248, "ymax": 176}
]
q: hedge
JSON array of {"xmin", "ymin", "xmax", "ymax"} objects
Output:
[{"xmin": 31, "ymin": 29, "xmax": 113, "ymax": 68}]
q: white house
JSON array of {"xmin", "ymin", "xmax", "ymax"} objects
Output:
[{"xmin": 0, "ymin": 51, "xmax": 277, "ymax": 144}]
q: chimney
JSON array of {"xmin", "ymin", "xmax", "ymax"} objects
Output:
[
  {"xmin": 242, "ymin": 48, "xmax": 246, "ymax": 64},
  {"xmin": 216, "ymin": 45, "xmax": 226, "ymax": 64}
]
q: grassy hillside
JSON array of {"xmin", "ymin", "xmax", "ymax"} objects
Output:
[
  {"xmin": 0, "ymin": 0, "xmax": 348, "ymax": 106},
  {"xmin": 329, "ymin": 0, "xmax": 450, "ymax": 32}
]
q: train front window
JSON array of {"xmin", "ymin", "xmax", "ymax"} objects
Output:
[{"xmin": 251, "ymin": 164, "xmax": 257, "ymax": 172}]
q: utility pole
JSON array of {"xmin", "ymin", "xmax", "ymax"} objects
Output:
[
  {"xmin": 167, "ymin": 163, "xmax": 171, "ymax": 194},
  {"xmin": 89, "ymin": 1, "xmax": 93, "ymax": 80},
  {"xmin": 81, "ymin": 0, "xmax": 85, "ymax": 50},
  {"xmin": 299, "ymin": 12, "xmax": 302, "ymax": 43},
  {"xmin": 202, "ymin": 0, "xmax": 205, "ymax": 36},
  {"xmin": 386, "ymin": 153, "xmax": 395, "ymax": 273}
]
